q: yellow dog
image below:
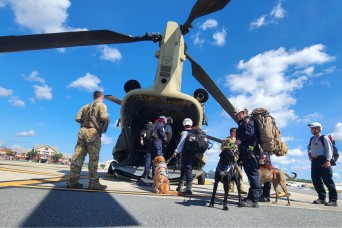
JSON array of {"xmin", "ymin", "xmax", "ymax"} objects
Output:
[{"xmin": 152, "ymin": 156, "xmax": 178, "ymax": 195}]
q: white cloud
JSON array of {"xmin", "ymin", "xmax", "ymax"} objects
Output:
[
  {"xmin": 224, "ymin": 44, "xmax": 334, "ymax": 128},
  {"xmin": 191, "ymin": 32, "xmax": 204, "ymax": 46},
  {"xmin": 9, "ymin": 96, "xmax": 25, "ymax": 108},
  {"xmin": 0, "ymin": 86, "xmax": 13, "ymax": 97},
  {"xmin": 212, "ymin": 28, "xmax": 226, "ymax": 46},
  {"xmin": 99, "ymin": 46, "xmax": 122, "ymax": 63},
  {"xmin": 29, "ymin": 98, "xmax": 36, "ymax": 104},
  {"xmin": 200, "ymin": 19, "xmax": 218, "ymax": 30},
  {"xmin": 287, "ymin": 148, "xmax": 305, "ymax": 157},
  {"xmin": 270, "ymin": 3, "xmax": 285, "ymax": 19},
  {"xmin": 271, "ymin": 155, "xmax": 297, "ymax": 165},
  {"xmin": 281, "ymin": 136, "xmax": 294, "ymax": 143},
  {"xmin": 250, "ymin": 15, "xmax": 266, "ymax": 30},
  {"xmin": 205, "ymin": 142, "xmax": 221, "ymax": 156},
  {"xmin": 333, "ymin": 172, "xmax": 340, "ymax": 179},
  {"xmin": 67, "ymin": 72, "xmax": 103, "ymax": 92},
  {"xmin": 15, "ymin": 130, "xmax": 35, "ymax": 137},
  {"xmin": 8, "ymin": 0, "xmax": 87, "ymax": 33},
  {"xmin": 331, "ymin": 123, "xmax": 342, "ymax": 141},
  {"xmin": 0, "ymin": 0, "xmax": 7, "ymax": 7},
  {"xmin": 33, "ymin": 84, "xmax": 53, "ymax": 100},
  {"xmin": 250, "ymin": 2, "xmax": 285, "ymax": 30},
  {"xmin": 101, "ymin": 134, "xmax": 113, "ymax": 145},
  {"xmin": 22, "ymin": 71, "xmax": 45, "ymax": 83},
  {"xmin": 302, "ymin": 112, "xmax": 323, "ymax": 124}
]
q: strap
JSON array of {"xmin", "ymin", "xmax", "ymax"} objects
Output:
[
  {"xmin": 320, "ymin": 135, "xmax": 325, "ymax": 148},
  {"xmin": 88, "ymin": 102, "xmax": 103, "ymax": 134}
]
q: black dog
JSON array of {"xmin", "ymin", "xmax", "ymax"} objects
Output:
[{"xmin": 209, "ymin": 148, "xmax": 242, "ymax": 211}]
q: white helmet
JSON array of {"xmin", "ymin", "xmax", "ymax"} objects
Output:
[
  {"xmin": 234, "ymin": 105, "xmax": 246, "ymax": 115},
  {"xmin": 159, "ymin": 116, "xmax": 167, "ymax": 123},
  {"xmin": 183, "ymin": 118, "xmax": 193, "ymax": 126},
  {"xmin": 167, "ymin": 117, "xmax": 173, "ymax": 124},
  {"xmin": 308, "ymin": 122, "xmax": 322, "ymax": 131}
]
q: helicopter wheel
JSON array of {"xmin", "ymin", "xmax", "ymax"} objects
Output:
[{"xmin": 197, "ymin": 171, "xmax": 206, "ymax": 185}]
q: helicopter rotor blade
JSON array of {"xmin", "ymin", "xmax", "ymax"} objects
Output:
[
  {"xmin": 185, "ymin": 53, "xmax": 237, "ymax": 123},
  {"xmin": 104, "ymin": 95, "xmax": 122, "ymax": 105},
  {"xmin": 207, "ymin": 135, "xmax": 223, "ymax": 143},
  {"xmin": 0, "ymin": 30, "xmax": 160, "ymax": 53},
  {"xmin": 181, "ymin": 0, "xmax": 231, "ymax": 34}
]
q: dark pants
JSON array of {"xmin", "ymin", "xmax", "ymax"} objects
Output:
[
  {"xmin": 180, "ymin": 151, "xmax": 196, "ymax": 185},
  {"xmin": 143, "ymin": 141, "xmax": 163, "ymax": 178},
  {"xmin": 260, "ymin": 182, "xmax": 271, "ymax": 197},
  {"xmin": 243, "ymin": 158, "xmax": 260, "ymax": 203},
  {"xmin": 311, "ymin": 156, "xmax": 338, "ymax": 202}
]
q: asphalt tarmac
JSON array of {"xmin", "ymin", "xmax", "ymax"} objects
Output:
[{"xmin": 0, "ymin": 160, "xmax": 341, "ymax": 227}]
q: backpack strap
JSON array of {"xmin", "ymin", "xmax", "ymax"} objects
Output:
[
  {"xmin": 320, "ymin": 135, "xmax": 325, "ymax": 148},
  {"xmin": 88, "ymin": 102, "xmax": 103, "ymax": 135}
]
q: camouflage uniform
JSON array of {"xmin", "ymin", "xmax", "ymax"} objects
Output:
[
  {"xmin": 68, "ymin": 98, "xmax": 109, "ymax": 189},
  {"xmin": 221, "ymin": 136, "xmax": 246, "ymax": 193}
]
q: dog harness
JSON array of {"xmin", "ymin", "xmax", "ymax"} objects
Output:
[
  {"xmin": 156, "ymin": 162, "xmax": 168, "ymax": 177},
  {"xmin": 217, "ymin": 162, "xmax": 237, "ymax": 183}
]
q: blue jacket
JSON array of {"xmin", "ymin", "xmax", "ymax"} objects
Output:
[{"xmin": 236, "ymin": 117, "xmax": 259, "ymax": 159}]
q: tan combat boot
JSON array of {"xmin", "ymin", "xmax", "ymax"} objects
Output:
[
  {"xmin": 67, "ymin": 182, "xmax": 83, "ymax": 189},
  {"xmin": 88, "ymin": 182, "xmax": 107, "ymax": 190}
]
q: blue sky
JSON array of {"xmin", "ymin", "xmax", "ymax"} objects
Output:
[{"xmin": 0, "ymin": 0, "xmax": 341, "ymax": 182}]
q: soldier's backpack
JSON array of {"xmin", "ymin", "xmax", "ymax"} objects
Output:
[
  {"xmin": 140, "ymin": 122, "xmax": 159, "ymax": 145},
  {"xmin": 250, "ymin": 108, "xmax": 288, "ymax": 156},
  {"xmin": 83, "ymin": 102, "xmax": 108, "ymax": 134},
  {"xmin": 184, "ymin": 128, "xmax": 209, "ymax": 154},
  {"xmin": 312, "ymin": 134, "xmax": 339, "ymax": 166}
]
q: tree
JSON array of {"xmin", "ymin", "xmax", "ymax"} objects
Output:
[
  {"xmin": 5, "ymin": 149, "xmax": 14, "ymax": 158},
  {"xmin": 51, "ymin": 153, "xmax": 63, "ymax": 163},
  {"xmin": 26, "ymin": 149, "xmax": 38, "ymax": 161},
  {"xmin": 100, "ymin": 164, "xmax": 106, "ymax": 169}
]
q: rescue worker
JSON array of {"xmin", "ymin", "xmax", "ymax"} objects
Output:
[
  {"xmin": 221, "ymin": 127, "xmax": 247, "ymax": 194},
  {"xmin": 165, "ymin": 117, "xmax": 173, "ymax": 144},
  {"xmin": 172, "ymin": 118, "xmax": 195, "ymax": 195},
  {"xmin": 142, "ymin": 116, "xmax": 167, "ymax": 179},
  {"xmin": 234, "ymin": 105, "xmax": 260, "ymax": 208},
  {"xmin": 67, "ymin": 91, "xmax": 110, "ymax": 190},
  {"xmin": 308, "ymin": 122, "xmax": 338, "ymax": 206}
]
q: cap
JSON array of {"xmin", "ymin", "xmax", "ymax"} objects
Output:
[
  {"xmin": 183, "ymin": 118, "xmax": 193, "ymax": 126},
  {"xmin": 308, "ymin": 122, "xmax": 322, "ymax": 131},
  {"xmin": 234, "ymin": 105, "xmax": 246, "ymax": 115},
  {"xmin": 167, "ymin": 117, "xmax": 173, "ymax": 124},
  {"xmin": 159, "ymin": 116, "xmax": 167, "ymax": 123},
  {"xmin": 308, "ymin": 122, "xmax": 322, "ymax": 128}
]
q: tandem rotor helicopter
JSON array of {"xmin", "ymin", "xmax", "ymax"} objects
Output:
[{"xmin": 0, "ymin": 0, "xmax": 238, "ymax": 184}]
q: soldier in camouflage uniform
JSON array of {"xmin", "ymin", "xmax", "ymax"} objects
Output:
[{"xmin": 67, "ymin": 91, "xmax": 110, "ymax": 190}]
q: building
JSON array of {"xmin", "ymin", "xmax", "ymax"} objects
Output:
[{"xmin": 34, "ymin": 144, "xmax": 59, "ymax": 163}]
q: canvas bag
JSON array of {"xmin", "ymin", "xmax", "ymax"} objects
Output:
[{"xmin": 251, "ymin": 108, "xmax": 287, "ymax": 156}]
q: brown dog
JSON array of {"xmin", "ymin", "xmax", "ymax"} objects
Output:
[
  {"xmin": 260, "ymin": 165, "xmax": 297, "ymax": 206},
  {"xmin": 152, "ymin": 156, "xmax": 178, "ymax": 195}
]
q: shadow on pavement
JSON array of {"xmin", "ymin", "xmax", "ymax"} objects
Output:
[{"xmin": 20, "ymin": 189, "xmax": 140, "ymax": 227}]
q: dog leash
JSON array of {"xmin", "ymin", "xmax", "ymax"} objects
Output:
[{"xmin": 165, "ymin": 156, "xmax": 173, "ymax": 165}]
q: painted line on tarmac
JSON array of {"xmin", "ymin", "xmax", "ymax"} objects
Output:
[
  {"xmin": 0, "ymin": 176, "xmax": 88, "ymax": 188},
  {"xmin": 0, "ymin": 177, "xmax": 69, "ymax": 187},
  {"xmin": 0, "ymin": 167, "xmax": 64, "ymax": 176}
]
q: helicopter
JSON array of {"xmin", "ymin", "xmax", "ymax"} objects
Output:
[{"xmin": 0, "ymin": 0, "xmax": 238, "ymax": 184}]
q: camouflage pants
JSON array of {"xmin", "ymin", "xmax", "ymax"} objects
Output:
[
  {"xmin": 69, "ymin": 127, "xmax": 101, "ymax": 184},
  {"xmin": 229, "ymin": 165, "xmax": 245, "ymax": 192}
]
